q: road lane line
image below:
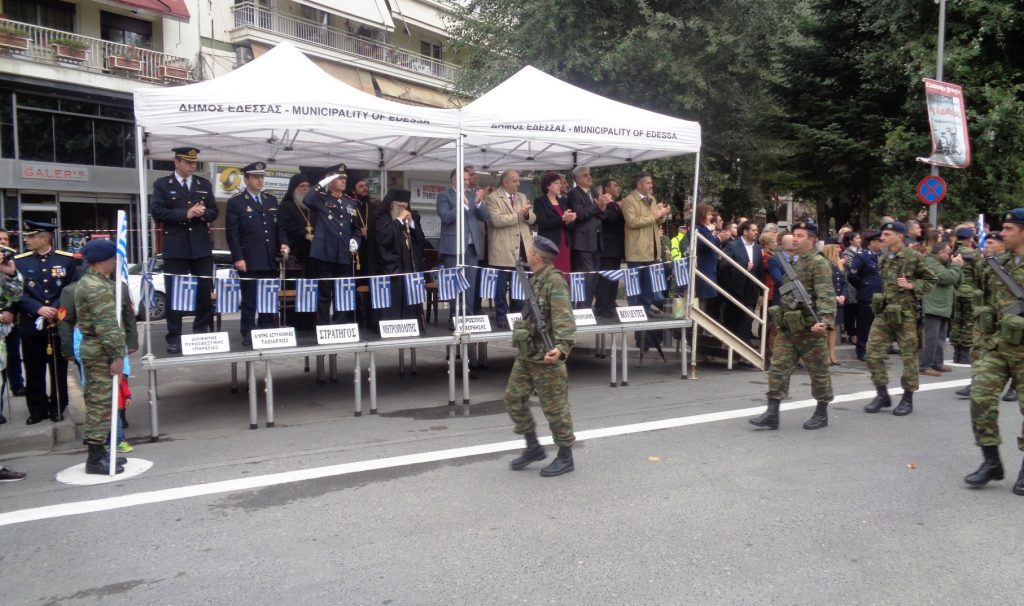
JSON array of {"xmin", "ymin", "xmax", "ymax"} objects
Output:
[{"xmin": 0, "ymin": 378, "xmax": 970, "ymax": 527}]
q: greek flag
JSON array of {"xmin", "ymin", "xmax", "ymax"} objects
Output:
[
  {"xmin": 116, "ymin": 211, "xmax": 129, "ymax": 285},
  {"xmin": 404, "ymin": 272, "xmax": 426, "ymax": 305},
  {"xmin": 511, "ymin": 270, "xmax": 527, "ymax": 301},
  {"xmin": 598, "ymin": 268, "xmax": 624, "ymax": 282},
  {"xmin": 438, "ymin": 267, "xmax": 470, "ymax": 301},
  {"xmin": 371, "ymin": 276, "xmax": 391, "ymax": 309},
  {"xmin": 295, "ymin": 279, "xmax": 318, "ymax": 313},
  {"xmin": 333, "ymin": 278, "xmax": 356, "ymax": 312},
  {"xmin": 141, "ymin": 257, "xmax": 157, "ymax": 307},
  {"xmin": 215, "ymin": 271, "xmax": 241, "ymax": 313},
  {"xmin": 171, "ymin": 275, "xmax": 197, "ymax": 312},
  {"xmin": 624, "ymin": 267, "xmax": 642, "ymax": 297},
  {"xmin": 569, "ymin": 272, "xmax": 587, "ymax": 303},
  {"xmin": 649, "ymin": 263, "xmax": 668, "ymax": 293},
  {"xmin": 977, "ymin": 214, "xmax": 987, "ymax": 249},
  {"xmin": 257, "ymin": 279, "xmax": 280, "ymax": 314},
  {"xmin": 479, "ymin": 267, "xmax": 498, "ymax": 300},
  {"xmin": 673, "ymin": 258, "xmax": 690, "ymax": 287}
]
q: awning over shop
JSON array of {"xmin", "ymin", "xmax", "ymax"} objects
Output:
[
  {"xmin": 373, "ymin": 75, "xmax": 455, "ymax": 108},
  {"xmin": 295, "ymin": 0, "xmax": 394, "ymax": 32},
  {"xmin": 100, "ymin": 0, "xmax": 190, "ymax": 22},
  {"xmin": 391, "ymin": 0, "xmax": 449, "ymax": 37}
]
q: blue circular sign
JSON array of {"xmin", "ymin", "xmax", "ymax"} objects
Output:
[{"xmin": 916, "ymin": 176, "xmax": 947, "ymax": 205}]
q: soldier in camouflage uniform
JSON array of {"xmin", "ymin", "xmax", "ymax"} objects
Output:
[
  {"xmin": 864, "ymin": 221, "xmax": 937, "ymax": 416},
  {"xmin": 950, "ymin": 227, "xmax": 979, "ymax": 364},
  {"xmin": 75, "ymin": 240, "xmax": 127, "ymax": 475},
  {"xmin": 504, "ymin": 235, "xmax": 577, "ymax": 477},
  {"xmin": 750, "ymin": 221, "xmax": 836, "ymax": 430},
  {"xmin": 963, "ymin": 209, "xmax": 1024, "ymax": 495},
  {"xmin": 0, "ymin": 253, "xmax": 24, "ymax": 481}
]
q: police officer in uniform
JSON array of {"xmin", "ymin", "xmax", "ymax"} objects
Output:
[
  {"xmin": 151, "ymin": 147, "xmax": 218, "ymax": 354},
  {"xmin": 849, "ymin": 230, "xmax": 883, "ymax": 361},
  {"xmin": 964, "ymin": 209, "xmax": 1024, "ymax": 494},
  {"xmin": 226, "ymin": 162, "xmax": 290, "ymax": 347},
  {"xmin": 13, "ymin": 221, "xmax": 77, "ymax": 423},
  {"xmin": 302, "ymin": 164, "xmax": 361, "ymax": 324}
]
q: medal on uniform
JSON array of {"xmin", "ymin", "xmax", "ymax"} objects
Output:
[
  {"xmin": 328, "ymin": 214, "xmax": 333, "ymax": 221},
  {"xmin": 246, "ymin": 206, "xmax": 253, "ymax": 213},
  {"xmin": 28, "ymin": 280, "xmax": 34, "ymax": 287}
]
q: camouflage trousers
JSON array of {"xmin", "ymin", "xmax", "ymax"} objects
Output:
[
  {"xmin": 767, "ymin": 329, "xmax": 833, "ymax": 402},
  {"xmin": 970, "ymin": 344, "xmax": 1024, "ymax": 450},
  {"xmin": 80, "ymin": 341, "xmax": 114, "ymax": 445},
  {"xmin": 503, "ymin": 358, "xmax": 575, "ymax": 447},
  {"xmin": 866, "ymin": 311, "xmax": 920, "ymax": 392},
  {"xmin": 949, "ymin": 296, "xmax": 974, "ymax": 348}
]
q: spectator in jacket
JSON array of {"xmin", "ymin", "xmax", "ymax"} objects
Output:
[
  {"xmin": 722, "ymin": 221, "xmax": 764, "ymax": 344},
  {"xmin": 533, "ymin": 172, "xmax": 576, "ymax": 274},
  {"xmin": 840, "ymin": 230, "xmax": 861, "ymax": 344},
  {"xmin": 919, "ymin": 242, "xmax": 962, "ymax": 376},
  {"xmin": 566, "ymin": 167, "xmax": 610, "ymax": 306},
  {"xmin": 436, "ymin": 167, "xmax": 489, "ymax": 320},
  {"xmin": 594, "ymin": 179, "xmax": 624, "ymax": 318},
  {"xmin": 485, "ymin": 169, "xmax": 536, "ymax": 329},
  {"xmin": 694, "ymin": 203, "xmax": 722, "ymax": 318},
  {"xmin": 621, "ymin": 171, "xmax": 670, "ymax": 316},
  {"xmin": 822, "ymin": 239, "xmax": 848, "ymax": 365}
]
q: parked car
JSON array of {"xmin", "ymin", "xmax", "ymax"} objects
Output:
[{"xmin": 127, "ymin": 250, "xmax": 235, "ymax": 321}]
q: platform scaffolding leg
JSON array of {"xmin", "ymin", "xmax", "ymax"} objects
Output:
[
  {"xmin": 480, "ymin": 342, "xmax": 488, "ymax": 368},
  {"xmin": 595, "ymin": 334, "xmax": 601, "ymax": 358},
  {"xmin": 369, "ymin": 351, "xmax": 378, "ymax": 415},
  {"xmin": 148, "ymin": 368, "xmax": 159, "ymax": 442},
  {"xmin": 304, "ymin": 355, "xmax": 310, "ymax": 373},
  {"xmin": 399, "ymin": 349, "xmax": 405, "ymax": 377},
  {"xmin": 264, "ymin": 360, "xmax": 275, "ymax": 428},
  {"xmin": 329, "ymin": 354, "xmax": 338, "ymax": 382},
  {"xmin": 231, "ymin": 362, "xmax": 238, "ymax": 393},
  {"xmin": 610, "ymin": 333, "xmax": 618, "ymax": 387},
  {"xmin": 447, "ymin": 345, "xmax": 456, "ymax": 408},
  {"xmin": 411, "ymin": 348, "xmax": 417, "ymax": 376},
  {"xmin": 461, "ymin": 343, "xmax": 470, "ymax": 413},
  {"xmin": 621, "ymin": 332, "xmax": 629, "ymax": 387},
  {"xmin": 247, "ymin": 361, "xmax": 258, "ymax": 430},
  {"xmin": 681, "ymin": 325, "xmax": 689, "ymax": 380},
  {"xmin": 316, "ymin": 355, "xmax": 325, "ymax": 384},
  {"xmin": 353, "ymin": 352, "xmax": 362, "ymax": 417}
]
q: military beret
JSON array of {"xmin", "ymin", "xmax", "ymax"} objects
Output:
[
  {"xmin": 1002, "ymin": 208, "xmax": 1024, "ymax": 225},
  {"xmin": 824, "ymin": 237, "xmax": 840, "ymax": 245},
  {"xmin": 22, "ymin": 220, "xmax": 56, "ymax": 235},
  {"xmin": 172, "ymin": 146, "xmax": 200, "ymax": 161},
  {"xmin": 791, "ymin": 221, "xmax": 817, "ymax": 235},
  {"xmin": 82, "ymin": 238, "xmax": 116, "ymax": 263},
  {"xmin": 954, "ymin": 227, "xmax": 975, "ymax": 239},
  {"xmin": 242, "ymin": 161, "xmax": 266, "ymax": 176},
  {"xmin": 861, "ymin": 230, "xmax": 881, "ymax": 242},
  {"xmin": 880, "ymin": 221, "xmax": 908, "ymax": 236},
  {"xmin": 532, "ymin": 235, "xmax": 559, "ymax": 256}
]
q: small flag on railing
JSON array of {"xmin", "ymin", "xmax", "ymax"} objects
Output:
[
  {"xmin": 673, "ymin": 258, "xmax": 690, "ymax": 287},
  {"xmin": 141, "ymin": 257, "xmax": 157, "ymax": 308},
  {"xmin": 171, "ymin": 275, "xmax": 198, "ymax": 312},
  {"xmin": 649, "ymin": 263, "xmax": 668, "ymax": 293},
  {"xmin": 295, "ymin": 279, "xmax": 318, "ymax": 313},
  {"xmin": 257, "ymin": 279, "xmax": 280, "ymax": 314},
  {"xmin": 371, "ymin": 276, "xmax": 391, "ymax": 309},
  {"xmin": 438, "ymin": 267, "xmax": 469, "ymax": 300},
  {"xmin": 569, "ymin": 272, "xmax": 587, "ymax": 303},
  {"xmin": 624, "ymin": 267, "xmax": 642, "ymax": 297},
  {"xmin": 215, "ymin": 271, "xmax": 241, "ymax": 314},
  {"xmin": 479, "ymin": 267, "xmax": 498, "ymax": 300},
  {"xmin": 333, "ymin": 278, "xmax": 356, "ymax": 312},
  {"xmin": 404, "ymin": 272, "xmax": 426, "ymax": 305},
  {"xmin": 598, "ymin": 268, "xmax": 624, "ymax": 282},
  {"xmin": 511, "ymin": 270, "xmax": 527, "ymax": 301}
]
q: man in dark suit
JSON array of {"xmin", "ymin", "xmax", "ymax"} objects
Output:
[
  {"xmin": 437, "ymin": 167, "xmax": 489, "ymax": 322},
  {"xmin": 226, "ymin": 161, "xmax": 290, "ymax": 347},
  {"xmin": 594, "ymin": 179, "xmax": 624, "ymax": 318},
  {"xmin": 722, "ymin": 220, "xmax": 764, "ymax": 344},
  {"xmin": 567, "ymin": 166, "xmax": 611, "ymax": 308},
  {"xmin": 150, "ymin": 147, "xmax": 218, "ymax": 354}
]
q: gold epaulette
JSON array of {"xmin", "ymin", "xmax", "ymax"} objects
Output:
[{"xmin": 14, "ymin": 251, "xmax": 33, "ymax": 259}]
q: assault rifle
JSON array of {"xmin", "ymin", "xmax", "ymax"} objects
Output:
[
  {"xmin": 775, "ymin": 253, "xmax": 822, "ymax": 326},
  {"xmin": 984, "ymin": 255, "xmax": 1024, "ymax": 316},
  {"xmin": 515, "ymin": 260, "xmax": 555, "ymax": 352}
]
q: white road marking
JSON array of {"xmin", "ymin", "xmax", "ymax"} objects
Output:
[{"xmin": 0, "ymin": 378, "xmax": 970, "ymax": 527}]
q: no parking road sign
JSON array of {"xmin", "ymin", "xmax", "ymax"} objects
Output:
[{"xmin": 916, "ymin": 175, "xmax": 947, "ymax": 205}]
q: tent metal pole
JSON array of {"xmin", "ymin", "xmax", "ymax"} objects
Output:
[
  {"xmin": 687, "ymin": 151, "xmax": 701, "ymax": 380},
  {"xmin": 455, "ymin": 136, "xmax": 465, "ymax": 324},
  {"xmin": 136, "ymin": 125, "xmax": 152, "ymax": 358}
]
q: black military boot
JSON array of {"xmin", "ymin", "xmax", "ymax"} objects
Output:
[
  {"xmin": 803, "ymin": 402, "xmax": 828, "ymax": 430},
  {"xmin": 749, "ymin": 398, "xmax": 781, "ymax": 429},
  {"xmin": 85, "ymin": 443, "xmax": 124, "ymax": 475},
  {"xmin": 864, "ymin": 385, "xmax": 891, "ymax": 413},
  {"xmin": 1003, "ymin": 380, "xmax": 1018, "ymax": 403},
  {"xmin": 1013, "ymin": 460, "xmax": 1024, "ymax": 496},
  {"xmin": 964, "ymin": 445, "xmax": 1004, "ymax": 488},
  {"xmin": 956, "ymin": 382, "xmax": 972, "ymax": 398},
  {"xmin": 892, "ymin": 391, "xmax": 914, "ymax": 416},
  {"xmin": 540, "ymin": 446, "xmax": 574, "ymax": 477},
  {"xmin": 509, "ymin": 431, "xmax": 546, "ymax": 470}
]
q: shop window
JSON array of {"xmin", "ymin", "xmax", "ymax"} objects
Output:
[
  {"xmin": 17, "ymin": 110, "xmax": 55, "ymax": 162},
  {"xmin": 95, "ymin": 120, "xmax": 131, "ymax": 168},
  {"xmin": 0, "ymin": 90, "xmax": 13, "ymax": 159},
  {"xmin": 13, "ymin": 93, "xmax": 134, "ymax": 167},
  {"xmin": 54, "ymin": 115, "xmax": 94, "ymax": 165},
  {"xmin": 100, "ymin": 11, "xmax": 153, "ymax": 49},
  {"xmin": 3, "ymin": 0, "xmax": 75, "ymax": 32}
]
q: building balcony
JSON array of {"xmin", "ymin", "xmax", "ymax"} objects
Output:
[
  {"xmin": 0, "ymin": 18, "xmax": 196, "ymax": 86},
  {"xmin": 229, "ymin": 2, "xmax": 459, "ymax": 86}
]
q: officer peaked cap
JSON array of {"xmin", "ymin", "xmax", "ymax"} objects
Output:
[
  {"xmin": 242, "ymin": 161, "xmax": 266, "ymax": 176},
  {"xmin": 173, "ymin": 147, "xmax": 200, "ymax": 161},
  {"xmin": 824, "ymin": 237, "xmax": 840, "ymax": 245},
  {"xmin": 1002, "ymin": 208, "xmax": 1024, "ymax": 225},
  {"xmin": 82, "ymin": 238, "xmax": 117, "ymax": 263},
  {"xmin": 791, "ymin": 221, "xmax": 818, "ymax": 236},
  {"xmin": 880, "ymin": 221, "xmax": 908, "ymax": 236},
  {"xmin": 861, "ymin": 230, "xmax": 881, "ymax": 243},
  {"xmin": 22, "ymin": 220, "xmax": 56, "ymax": 235},
  {"xmin": 322, "ymin": 163, "xmax": 347, "ymax": 180},
  {"xmin": 532, "ymin": 235, "xmax": 559, "ymax": 256}
]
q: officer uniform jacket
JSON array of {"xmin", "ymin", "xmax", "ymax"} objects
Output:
[
  {"xmin": 150, "ymin": 173, "xmax": 218, "ymax": 259},
  {"xmin": 226, "ymin": 190, "xmax": 289, "ymax": 272},
  {"xmin": 302, "ymin": 189, "xmax": 360, "ymax": 266},
  {"xmin": 14, "ymin": 249, "xmax": 78, "ymax": 334},
  {"xmin": 849, "ymin": 249, "xmax": 882, "ymax": 301},
  {"xmin": 621, "ymin": 190, "xmax": 666, "ymax": 263},
  {"xmin": 566, "ymin": 186, "xmax": 603, "ymax": 253}
]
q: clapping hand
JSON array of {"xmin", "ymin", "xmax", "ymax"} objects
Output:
[{"xmin": 562, "ymin": 209, "xmax": 577, "ymax": 223}]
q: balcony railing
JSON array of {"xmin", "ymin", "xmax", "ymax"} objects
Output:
[
  {"xmin": 0, "ymin": 19, "xmax": 196, "ymax": 84},
  {"xmin": 230, "ymin": 2, "xmax": 459, "ymax": 82}
]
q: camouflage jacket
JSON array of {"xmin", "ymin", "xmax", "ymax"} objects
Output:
[
  {"xmin": 514, "ymin": 264, "xmax": 576, "ymax": 361},
  {"xmin": 58, "ymin": 281, "xmax": 138, "ymax": 360},
  {"xmin": 0, "ymin": 271, "xmax": 24, "ymax": 371},
  {"xmin": 973, "ymin": 252, "xmax": 1024, "ymax": 351},
  {"xmin": 953, "ymin": 244, "xmax": 978, "ymax": 298},
  {"xmin": 878, "ymin": 246, "xmax": 936, "ymax": 307},
  {"xmin": 74, "ymin": 268, "xmax": 126, "ymax": 360},
  {"xmin": 777, "ymin": 252, "xmax": 837, "ymax": 328}
]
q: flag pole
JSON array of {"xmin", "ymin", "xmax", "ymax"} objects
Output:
[{"xmin": 109, "ymin": 210, "xmax": 127, "ymax": 474}]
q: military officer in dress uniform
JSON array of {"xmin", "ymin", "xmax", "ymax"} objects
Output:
[
  {"xmin": 13, "ymin": 221, "xmax": 77, "ymax": 424},
  {"xmin": 302, "ymin": 164, "xmax": 361, "ymax": 324},
  {"xmin": 150, "ymin": 146, "xmax": 218, "ymax": 354},
  {"xmin": 226, "ymin": 162, "xmax": 290, "ymax": 347}
]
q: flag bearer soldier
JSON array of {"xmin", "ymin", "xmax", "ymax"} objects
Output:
[
  {"xmin": 863, "ymin": 221, "xmax": 937, "ymax": 416},
  {"xmin": 749, "ymin": 221, "xmax": 836, "ymax": 431},
  {"xmin": 226, "ymin": 162, "xmax": 290, "ymax": 347},
  {"xmin": 14, "ymin": 221, "xmax": 77, "ymax": 424},
  {"xmin": 302, "ymin": 164, "xmax": 361, "ymax": 324},
  {"xmin": 963, "ymin": 209, "xmax": 1024, "ymax": 495},
  {"xmin": 150, "ymin": 147, "xmax": 218, "ymax": 354}
]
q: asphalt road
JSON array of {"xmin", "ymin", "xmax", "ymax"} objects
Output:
[{"xmin": 0, "ymin": 333, "xmax": 1021, "ymax": 605}]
